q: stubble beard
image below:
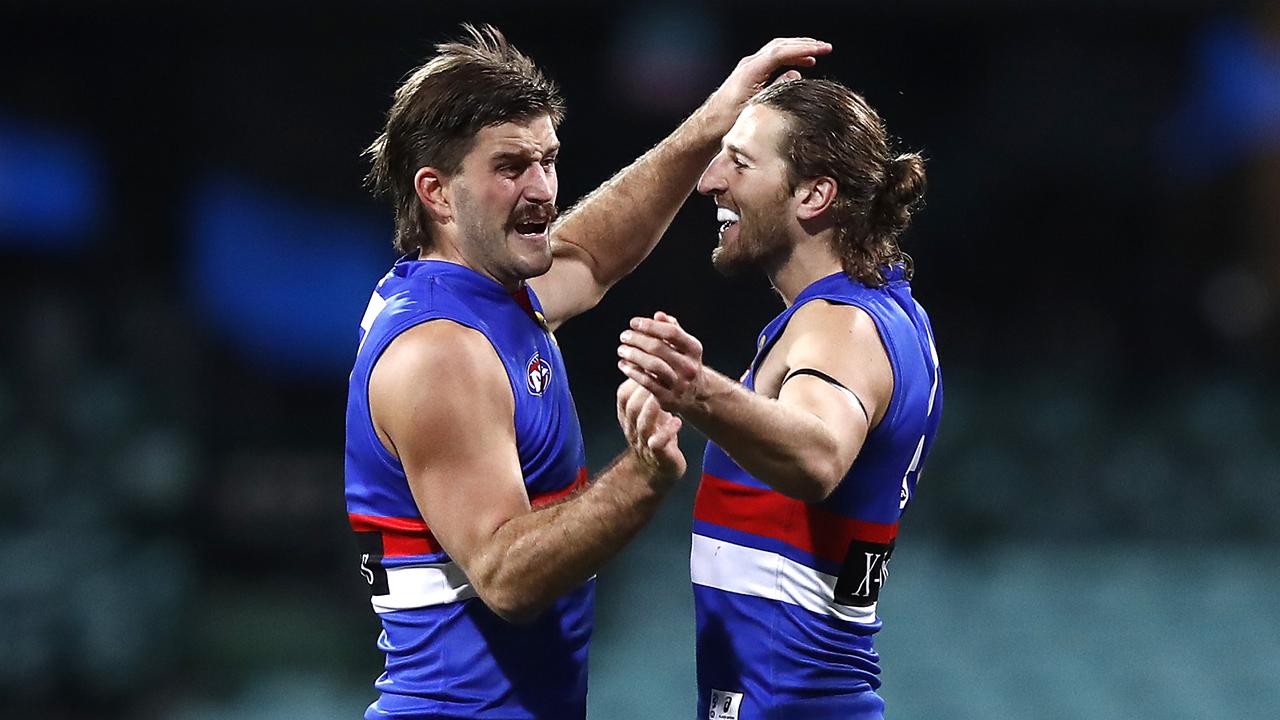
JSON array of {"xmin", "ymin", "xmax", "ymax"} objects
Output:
[
  {"xmin": 454, "ymin": 185, "xmax": 553, "ymax": 283},
  {"xmin": 711, "ymin": 194, "xmax": 792, "ymax": 277}
]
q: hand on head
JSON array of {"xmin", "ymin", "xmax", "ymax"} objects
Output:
[{"xmin": 705, "ymin": 37, "xmax": 832, "ymax": 126}]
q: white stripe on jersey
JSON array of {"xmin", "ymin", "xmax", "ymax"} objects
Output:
[
  {"xmin": 690, "ymin": 534, "xmax": 878, "ymax": 625},
  {"xmin": 371, "ymin": 562, "xmax": 477, "ymax": 614},
  {"xmin": 356, "ymin": 290, "xmax": 389, "ymax": 355}
]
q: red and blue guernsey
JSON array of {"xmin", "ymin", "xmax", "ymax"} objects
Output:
[
  {"xmin": 345, "ymin": 257, "xmax": 592, "ymax": 720},
  {"xmin": 692, "ymin": 266, "xmax": 942, "ymax": 720}
]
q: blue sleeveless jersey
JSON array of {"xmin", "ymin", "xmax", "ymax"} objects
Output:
[
  {"xmin": 692, "ymin": 267, "xmax": 942, "ymax": 720},
  {"xmin": 344, "ymin": 258, "xmax": 593, "ymax": 720}
]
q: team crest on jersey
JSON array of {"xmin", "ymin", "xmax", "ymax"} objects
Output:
[{"xmin": 526, "ymin": 351, "xmax": 552, "ymax": 395}]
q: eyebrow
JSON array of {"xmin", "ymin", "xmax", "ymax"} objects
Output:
[
  {"xmin": 491, "ymin": 145, "xmax": 560, "ymax": 164},
  {"xmin": 726, "ymin": 143, "xmax": 754, "ymax": 163}
]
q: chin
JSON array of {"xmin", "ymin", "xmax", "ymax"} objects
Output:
[
  {"xmin": 712, "ymin": 235, "xmax": 786, "ymax": 277},
  {"xmin": 711, "ymin": 245, "xmax": 749, "ymax": 276},
  {"xmin": 517, "ymin": 248, "xmax": 554, "ymax": 280},
  {"xmin": 526, "ymin": 258, "xmax": 554, "ymax": 279}
]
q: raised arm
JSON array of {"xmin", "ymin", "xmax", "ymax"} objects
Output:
[
  {"xmin": 617, "ymin": 305, "xmax": 892, "ymax": 502},
  {"xmin": 528, "ymin": 38, "xmax": 832, "ymax": 329},
  {"xmin": 369, "ymin": 320, "xmax": 685, "ymax": 623}
]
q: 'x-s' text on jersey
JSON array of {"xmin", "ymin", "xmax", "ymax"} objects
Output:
[{"xmin": 692, "ymin": 266, "xmax": 943, "ymax": 720}]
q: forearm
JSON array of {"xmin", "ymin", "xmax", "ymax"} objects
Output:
[
  {"xmin": 471, "ymin": 452, "xmax": 675, "ymax": 622},
  {"xmin": 685, "ymin": 369, "xmax": 843, "ymax": 502},
  {"xmin": 550, "ymin": 103, "xmax": 731, "ymax": 288}
]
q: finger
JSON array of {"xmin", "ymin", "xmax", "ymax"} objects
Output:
[
  {"xmin": 618, "ymin": 359, "xmax": 658, "ymax": 392},
  {"xmin": 616, "ymin": 379, "xmax": 639, "ymax": 436},
  {"xmin": 769, "ymin": 70, "xmax": 802, "ymax": 87},
  {"xmin": 653, "ymin": 311, "xmax": 680, "ymax": 327},
  {"xmin": 634, "ymin": 395, "xmax": 663, "ymax": 441},
  {"xmin": 616, "ymin": 378, "xmax": 639, "ymax": 409},
  {"xmin": 733, "ymin": 40, "xmax": 832, "ymax": 89},
  {"xmin": 620, "ymin": 327, "xmax": 672, "ymax": 354},
  {"xmin": 621, "ymin": 385, "xmax": 651, "ymax": 442},
  {"xmin": 621, "ymin": 333, "xmax": 700, "ymax": 386},
  {"xmin": 629, "ymin": 317, "xmax": 700, "ymax": 355},
  {"xmin": 618, "ymin": 360, "xmax": 668, "ymax": 401},
  {"xmin": 620, "ymin": 328, "xmax": 687, "ymax": 365},
  {"xmin": 623, "ymin": 377, "xmax": 651, "ymax": 422},
  {"xmin": 640, "ymin": 397, "xmax": 670, "ymax": 443},
  {"xmin": 780, "ymin": 38, "xmax": 832, "ymax": 53},
  {"xmin": 763, "ymin": 39, "xmax": 832, "ymax": 63},
  {"xmin": 648, "ymin": 413, "xmax": 684, "ymax": 451},
  {"xmin": 617, "ymin": 344, "xmax": 679, "ymax": 386}
]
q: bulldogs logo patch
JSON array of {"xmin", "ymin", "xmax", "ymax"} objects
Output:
[{"xmin": 526, "ymin": 352, "xmax": 552, "ymax": 395}]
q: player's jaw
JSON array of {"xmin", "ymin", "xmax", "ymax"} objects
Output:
[
  {"xmin": 453, "ymin": 186, "xmax": 558, "ymax": 287},
  {"xmin": 710, "ymin": 193, "xmax": 791, "ymax": 276}
]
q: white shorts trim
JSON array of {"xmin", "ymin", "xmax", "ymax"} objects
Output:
[
  {"xmin": 371, "ymin": 562, "xmax": 477, "ymax": 614},
  {"xmin": 690, "ymin": 534, "xmax": 877, "ymax": 624}
]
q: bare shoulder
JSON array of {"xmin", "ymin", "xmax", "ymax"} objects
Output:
[
  {"xmin": 782, "ymin": 299, "xmax": 893, "ymax": 426},
  {"xmin": 370, "ymin": 320, "xmax": 513, "ymax": 446},
  {"xmin": 785, "ymin": 300, "xmax": 883, "ymax": 353},
  {"xmin": 375, "ymin": 319, "xmax": 503, "ymax": 381}
]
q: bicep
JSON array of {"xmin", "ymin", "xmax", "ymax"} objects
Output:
[
  {"xmin": 370, "ymin": 322, "xmax": 531, "ymax": 573},
  {"xmin": 777, "ymin": 304, "xmax": 894, "ymax": 470},
  {"xmin": 776, "ymin": 372, "xmax": 869, "ymax": 475},
  {"xmin": 527, "ymin": 240, "xmax": 607, "ymax": 330}
]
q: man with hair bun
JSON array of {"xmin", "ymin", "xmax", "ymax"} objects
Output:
[
  {"xmin": 346, "ymin": 23, "xmax": 831, "ymax": 720},
  {"xmin": 617, "ymin": 78, "xmax": 943, "ymax": 720}
]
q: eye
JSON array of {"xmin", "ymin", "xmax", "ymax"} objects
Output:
[
  {"xmin": 541, "ymin": 155, "xmax": 558, "ymax": 169},
  {"xmin": 731, "ymin": 156, "xmax": 748, "ymax": 170}
]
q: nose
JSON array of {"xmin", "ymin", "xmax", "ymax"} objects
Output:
[
  {"xmin": 524, "ymin": 163, "xmax": 555, "ymax": 205},
  {"xmin": 696, "ymin": 153, "xmax": 727, "ymax": 197}
]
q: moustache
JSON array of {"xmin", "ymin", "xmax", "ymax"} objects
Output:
[{"xmin": 511, "ymin": 203, "xmax": 559, "ymax": 226}]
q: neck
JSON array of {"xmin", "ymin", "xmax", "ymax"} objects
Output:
[
  {"xmin": 767, "ymin": 234, "xmax": 843, "ymax": 306},
  {"xmin": 419, "ymin": 240, "xmax": 523, "ymax": 293},
  {"xmin": 419, "ymin": 230, "xmax": 466, "ymax": 267}
]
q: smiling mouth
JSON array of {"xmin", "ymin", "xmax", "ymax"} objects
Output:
[{"xmin": 717, "ymin": 207, "xmax": 740, "ymax": 234}]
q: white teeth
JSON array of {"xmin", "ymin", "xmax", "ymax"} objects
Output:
[{"xmin": 716, "ymin": 207, "xmax": 740, "ymax": 223}]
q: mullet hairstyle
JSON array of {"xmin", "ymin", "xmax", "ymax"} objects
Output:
[
  {"xmin": 751, "ymin": 79, "xmax": 926, "ymax": 286},
  {"xmin": 364, "ymin": 24, "xmax": 566, "ymax": 255}
]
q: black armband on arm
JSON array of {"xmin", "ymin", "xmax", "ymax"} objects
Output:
[{"xmin": 780, "ymin": 367, "xmax": 869, "ymax": 422}]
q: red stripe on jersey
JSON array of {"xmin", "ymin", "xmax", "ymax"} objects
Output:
[
  {"xmin": 349, "ymin": 513, "xmax": 443, "ymax": 557},
  {"xmin": 694, "ymin": 472, "xmax": 898, "ymax": 563},
  {"xmin": 531, "ymin": 467, "xmax": 589, "ymax": 508},
  {"xmin": 349, "ymin": 467, "xmax": 589, "ymax": 556}
]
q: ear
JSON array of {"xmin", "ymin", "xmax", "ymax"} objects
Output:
[
  {"xmin": 795, "ymin": 176, "xmax": 837, "ymax": 221},
  {"xmin": 414, "ymin": 167, "xmax": 452, "ymax": 223}
]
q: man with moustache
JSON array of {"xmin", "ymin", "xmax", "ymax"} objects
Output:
[
  {"xmin": 344, "ymin": 24, "xmax": 831, "ymax": 720},
  {"xmin": 617, "ymin": 78, "xmax": 943, "ymax": 720}
]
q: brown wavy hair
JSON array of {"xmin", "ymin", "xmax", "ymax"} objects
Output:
[
  {"xmin": 364, "ymin": 24, "xmax": 565, "ymax": 255},
  {"xmin": 750, "ymin": 79, "xmax": 926, "ymax": 286}
]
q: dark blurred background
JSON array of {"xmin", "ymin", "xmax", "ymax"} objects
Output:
[{"xmin": 2, "ymin": 1, "xmax": 1278, "ymax": 718}]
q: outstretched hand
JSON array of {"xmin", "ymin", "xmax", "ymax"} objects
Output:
[
  {"xmin": 617, "ymin": 311, "xmax": 707, "ymax": 416},
  {"xmin": 703, "ymin": 37, "xmax": 832, "ymax": 129},
  {"xmin": 616, "ymin": 376, "xmax": 686, "ymax": 482}
]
